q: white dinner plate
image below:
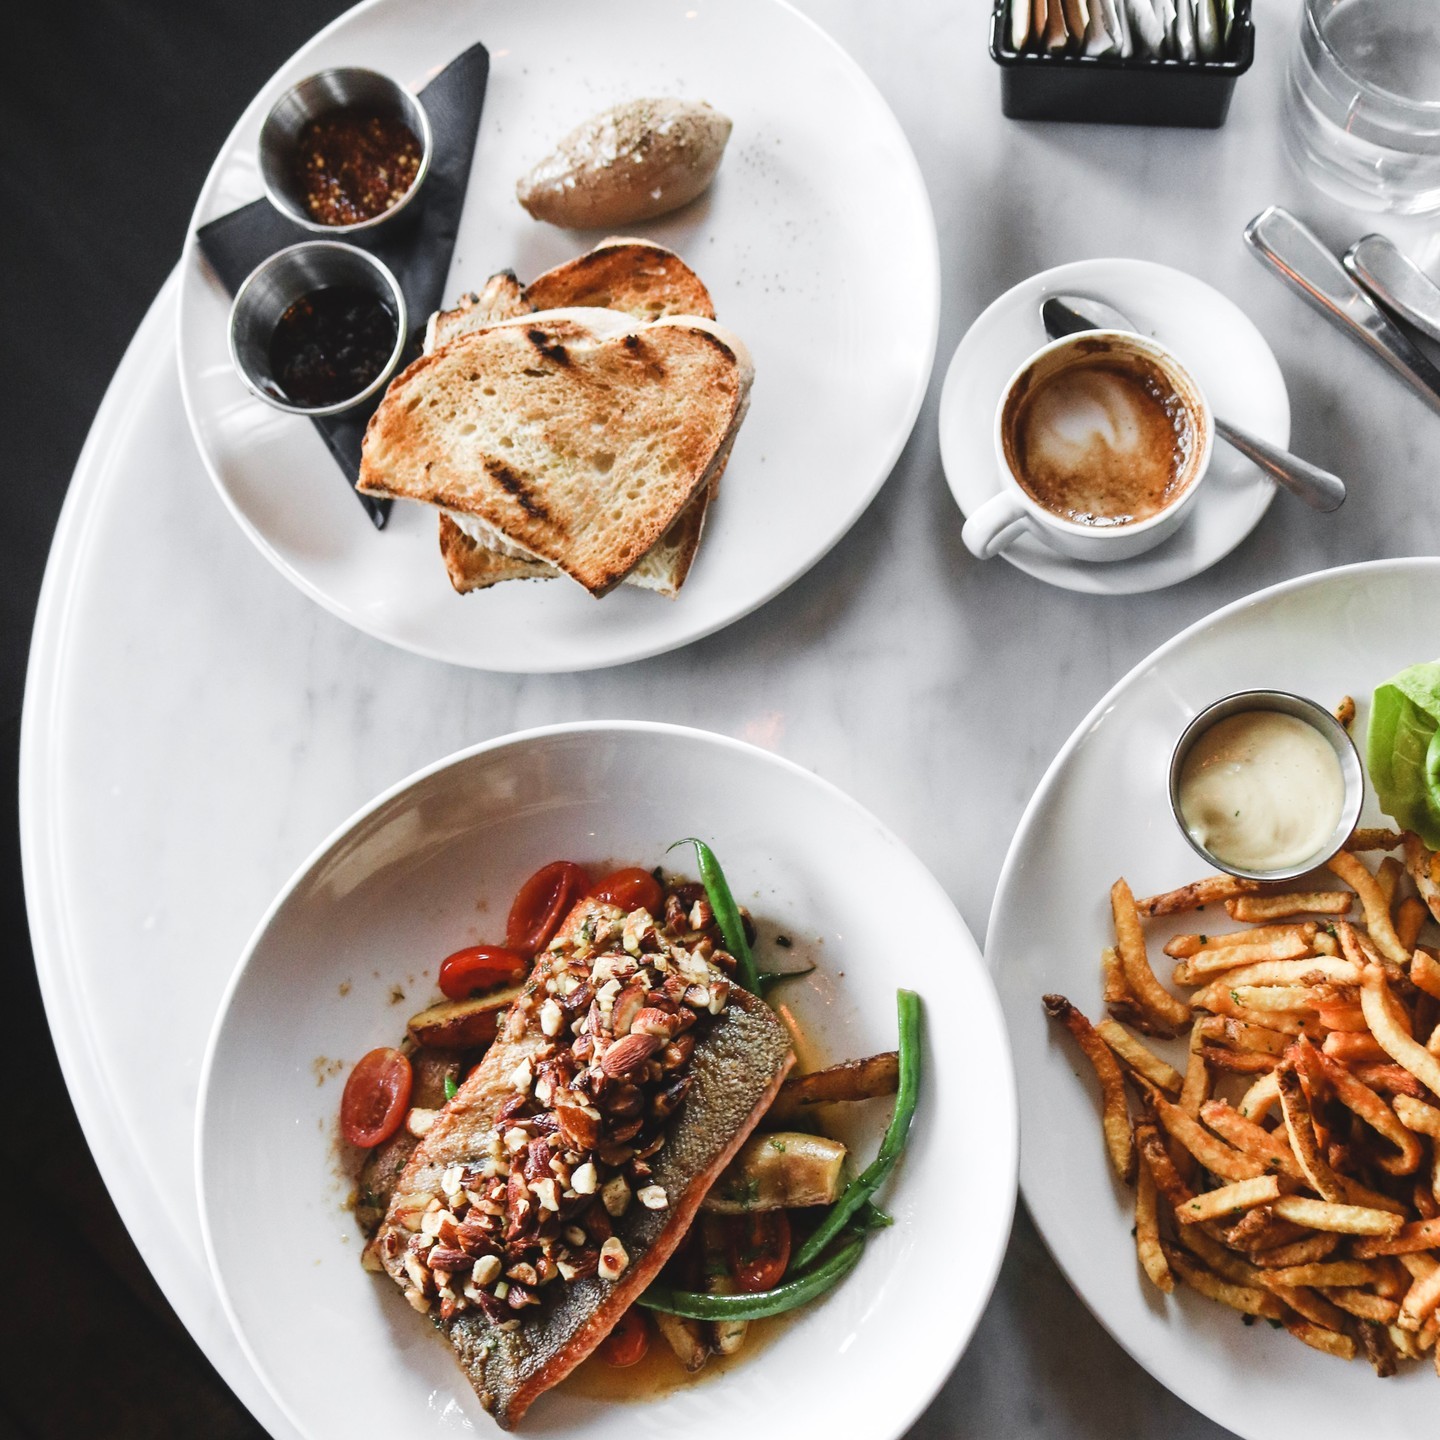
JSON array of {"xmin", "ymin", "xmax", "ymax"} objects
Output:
[
  {"xmin": 989, "ymin": 557, "xmax": 1440, "ymax": 1440},
  {"xmin": 176, "ymin": 0, "xmax": 939, "ymax": 672},
  {"xmin": 939, "ymin": 258, "xmax": 1289, "ymax": 595},
  {"xmin": 197, "ymin": 722, "xmax": 1016, "ymax": 1440}
]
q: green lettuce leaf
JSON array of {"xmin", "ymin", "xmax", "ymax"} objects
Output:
[{"xmin": 1368, "ymin": 661, "xmax": 1440, "ymax": 848}]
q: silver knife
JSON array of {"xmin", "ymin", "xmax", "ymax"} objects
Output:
[
  {"xmin": 1344, "ymin": 234, "xmax": 1440, "ymax": 347},
  {"xmin": 1244, "ymin": 205, "xmax": 1440, "ymax": 415}
]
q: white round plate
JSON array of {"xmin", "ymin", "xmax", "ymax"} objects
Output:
[
  {"xmin": 176, "ymin": 0, "xmax": 939, "ymax": 673},
  {"xmin": 197, "ymin": 722, "xmax": 1015, "ymax": 1440},
  {"xmin": 939, "ymin": 258, "xmax": 1289, "ymax": 596},
  {"xmin": 989, "ymin": 557, "xmax": 1440, "ymax": 1440}
]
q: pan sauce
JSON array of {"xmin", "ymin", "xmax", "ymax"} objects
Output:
[{"xmin": 1177, "ymin": 710, "xmax": 1346, "ymax": 872}]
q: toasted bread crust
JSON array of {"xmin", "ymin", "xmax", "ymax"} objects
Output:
[
  {"xmin": 524, "ymin": 238, "xmax": 715, "ymax": 321},
  {"xmin": 361, "ymin": 311, "xmax": 751, "ymax": 596}
]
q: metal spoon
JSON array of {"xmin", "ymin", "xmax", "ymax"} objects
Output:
[{"xmin": 1040, "ymin": 295, "xmax": 1347, "ymax": 513}]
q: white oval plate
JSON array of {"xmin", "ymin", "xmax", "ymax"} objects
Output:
[
  {"xmin": 989, "ymin": 557, "xmax": 1440, "ymax": 1440},
  {"xmin": 939, "ymin": 258, "xmax": 1289, "ymax": 596},
  {"xmin": 176, "ymin": 0, "xmax": 939, "ymax": 672},
  {"xmin": 198, "ymin": 722, "xmax": 1015, "ymax": 1440}
]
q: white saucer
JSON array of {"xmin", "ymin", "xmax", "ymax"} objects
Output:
[{"xmin": 938, "ymin": 258, "xmax": 1290, "ymax": 596}]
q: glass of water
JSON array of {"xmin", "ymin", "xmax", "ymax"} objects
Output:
[{"xmin": 1284, "ymin": 0, "xmax": 1440, "ymax": 215}]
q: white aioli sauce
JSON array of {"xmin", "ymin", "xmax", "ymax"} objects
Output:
[{"xmin": 1178, "ymin": 711, "xmax": 1345, "ymax": 871}]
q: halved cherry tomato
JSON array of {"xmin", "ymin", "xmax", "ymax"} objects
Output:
[
  {"xmin": 506, "ymin": 861, "xmax": 590, "ymax": 956},
  {"xmin": 725, "ymin": 1210, "xmax": 791, "ymax": 1293},
  {"xmin": 340, "ymin": 1047, "xmax": 412, "ymax": 1148},
  {"xmin": 589, "ymin": 867, "xmax": 663, "ymax": 917},
  {"xmin": 597, "ymin": 1306, "xmax": 650, "ymax": 1367},
  {"xmin": 437, "ymin": 944, "xmax": 529, "ymax": 1001}
]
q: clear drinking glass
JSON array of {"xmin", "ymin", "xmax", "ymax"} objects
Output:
[{"xmin": 1284, "ymin": 0, "xmax": 1440, "ymax": 215}]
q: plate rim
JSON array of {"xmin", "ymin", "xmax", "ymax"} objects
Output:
[
  {"xmin": 196, "ymin": 717, "xmax": 1018, "ymax": 1440},
  {"xmin": 173, "ymin": 0, "xmax": 941, "ymax": 674},
  {"xmin": 988, "ymin": 554, "xmax": 1440, "ymax": 1438}
]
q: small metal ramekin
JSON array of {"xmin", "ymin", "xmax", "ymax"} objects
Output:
[
  {"xmin": 1167, "ymin": 690, "xmax": 1365, "ymax": 882},
  {"xmin": 227, "ymin": 241, "xmax": 408, "ymax": 417},
  {"xmin": 258, "ymin": 67, "xmax": 433, "ymax": 234}
]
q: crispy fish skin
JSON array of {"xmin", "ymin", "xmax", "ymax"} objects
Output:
[
  {"xmin": 376, "ymin": 946, "xmax": 793, "ymax": 1428},
  {"xmin": 457, "ymin": 989, "xmax": 791, "ymax": 1425}
]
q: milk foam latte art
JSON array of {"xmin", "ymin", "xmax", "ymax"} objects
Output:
[
  {"xmin": 961, "ymin": 329, "xmax": 1213, "ymax": 564},
  {"xmin": 1001, "ymin": 337, "xmax": 1200, "ymax": 529}
]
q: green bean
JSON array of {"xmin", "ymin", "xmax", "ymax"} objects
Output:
[
  {"xmin": 639, "ymin": 1234, "xmax": 866, "ymax": 1321},
  {"xmin": 668, "ymin": 838, "xmax": 762, "ymax": 993},
  {"xmin": 789, "ymin": 989, "xmax": 922, "ymax": 1272},
  {"xmin": 756, "ymin": 961, "xmax": 817, "ymax": 994}
]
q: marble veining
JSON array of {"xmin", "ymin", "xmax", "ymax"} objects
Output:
[{"xmin": 25, "ymin": 2, "xmax": 1440, "ymax": 1438}]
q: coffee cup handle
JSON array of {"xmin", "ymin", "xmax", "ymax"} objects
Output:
[{"xmin": 961, "ymin": 492, "xmax": 1032, "ymax": 560}]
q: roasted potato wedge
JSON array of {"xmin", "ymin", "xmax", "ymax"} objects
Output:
[
  {"xmin": 406, "ymin": 985, "xmax": 524, "ymax": 1049},
  {"xmin": 702, "ymin": 1131, "xmax": 846, "ymax": 1213}
]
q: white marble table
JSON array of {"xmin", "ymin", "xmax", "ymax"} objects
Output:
[{"xmin": 22, "ymin": 1, "xmax": 1440, "ymax": 1436}]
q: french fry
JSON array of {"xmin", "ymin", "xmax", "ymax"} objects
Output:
[
  {"xmin": 1134, "ymin": 1152, "xmax": 1173, "ymax": 1294},
  {"xmin": 1412, "ymin": 949, "xmax": 1440, "ymax": 1002},
  {"xmin": 1217, "ymin": 1206, "xmax": 1305, "ymax": 1253},
  {"xmin": 1398, "ymin": 897, "xmax": 1429, "ymax": 956},
  {"xmin": 1286, "ymin": 1320, "xmax": 1357, "ymax": 1360},
  {"xmin": 1334, "ymin": 695, "xmax": 1357, "ymax": 728},
  {"xmin": 1202, "ymin": 1046, "xmax": 1278, "ymax": 1074},
  {"xmin": 1355, "ymin": 1217, "xmax": 1440, "ymax": 1258},
  {"xmin": 1199, "ymin": 1015, "xmax": 1292, "ymax": 1055},
  {"xmin": 1238, "ymin": 1071, "xmax": 1281, "ymax": 1121},
  {"xmin": 1249, "ymin": 1232, "xmax": 1340, "ymax": 1268},
  {"xmin": 1198, "ymin": 982, "xmax": 1345, "ymax": 1015},
  {"xmin": 1228, "ymin": 892, "xmax": 1352, "ymax": 922},
  {"xmin": 1174, "ymin": 934, "xmax": 1315, "ymax": 981},
  {"xmin": 1151, "ymin": 1094, "xmax": 1267, "ymax": 1182},
  {"xmin": 1094, "ymin": 1019, "xmax": 1183, "ymax": 1095},
  {"xmin": 1265, "ymin": 1260, "xmax": 1384, "ymax": 1289},
  {"xmin": 1324, "ymin": 1032, "xmax": 1391, "ymax": 1064},
  {"xmin": 1200, "ymin": 1099, "xmax": 1302, "ymax": 1179},
  {"xmin": 1164, "ymin": 923, "xmax": 1317, "ymax": 962},
  {"xmin": 1329, "ymin": 852, "xmax": 1411, "ymax": 967},
  {"xmin": 1298, "ymin": 1040, "xmax": 1423, "ymax": 1175},
  {"xmin": 1358, "ymin": 1319, "xmax": 1399, "ymax": 1377},
  {"xmin": 1100, "ymin": 945, "xmax": 1129, "ymax": 1008},
  {"xmin": 1111, "ymin": 879, "xmax": 1190, "ymax": 1031},
  {"xmin": 1354, "ymin": 1064, "xmax": 1428, "ymax": 1098},
  {"xmin": 1345, "ymin": 826, "xmax": 1403, "ymax": 852},
  {"xmin": 1176, "ymin": 1175, "xmax": 1280, "ymax": 1225},
  {"xmin": 1378, "ymin": 855, "xmax": 1404, "ymax": 911},
  {"xmin": 1163, "ymin": 1246, "xmax": 1286, "ymax": 1320},
  {"xmin": 1359, "ymin": 962, "xmax": 1440, "ymax": 1099},
  {"xmin": 1399, "ymin": 1261, "xmax": 1440, "ymax": 1331},
  {"xmin": 1335, "ymin": 1289, "xmax": 1400, "ymax": 1322},
  {"xmin": 1394, "ymin": 1094, "xmax": 1440, "ymax": 1137},
  {"xmin": 1136, "ymin": 875, "xmax": 1266, "ymax": 918},
  {"xmin": 1313, "ymin": 1001, "xmax": 1369, "ymax": 1032},
  {"xmin": 1270, "ymin": 1196, "xmax": 1405, "ymax": 1237},
  {"xmin": 1190, "ymin": 958, "xmax": 1361, "ymax": 1009},
  {"xmin": 1134, "ymin": 1116, "xmax": 1194, "ymax": 1212},
  {"xmin": 1043, "ymin": 995, "xmax": 1135, "ymax": 1184},
  {"xmin": 1278, "ymin": 1066, "xmax": 1346, "ymax": 1202},
  {"xmin": 1179, "ymin": 1018, "xmax": 1209, "ymax": 1118}
]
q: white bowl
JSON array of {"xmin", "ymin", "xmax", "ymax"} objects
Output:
[{"xmin": 197, "ymin": 722, "xmax": 1016, "ymax": 1440}]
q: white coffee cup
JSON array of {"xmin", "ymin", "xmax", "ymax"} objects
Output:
[{"xmin": 961, "ymin": 330, "xmax": 1214, "ymax": 563}]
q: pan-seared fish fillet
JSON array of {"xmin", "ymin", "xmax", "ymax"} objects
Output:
[{"xmin": 374, "ymin": 898, "xmax": 793, "ymax": 1428}]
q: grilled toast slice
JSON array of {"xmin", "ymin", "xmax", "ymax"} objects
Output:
[
  {"xmin": 426, "ymin": 239, "xmax": 721, "ymax": 597},
  {"xmin": 360, "ymin": 308, "xmax": 751, "ymax": 597}
]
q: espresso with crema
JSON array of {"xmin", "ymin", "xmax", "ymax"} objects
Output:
[{"xmin": 1002, "ymin": 344, "xmax": 1199, "ymax": 528}]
